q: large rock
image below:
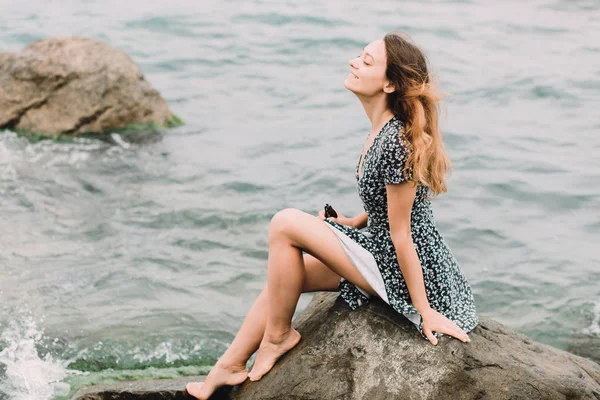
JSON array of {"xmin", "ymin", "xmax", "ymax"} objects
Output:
[
  {"xmin": 0, "ymin": 36, "xmax": 180, "ymax": 137},
  {"xmin": 72, "ymin": 292, "xmax": 600, "ymax": 400}
]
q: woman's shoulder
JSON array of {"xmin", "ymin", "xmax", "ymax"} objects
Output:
[{"xmin": 380, "ymin": 121, "xmax": 412, "ymax": 155}]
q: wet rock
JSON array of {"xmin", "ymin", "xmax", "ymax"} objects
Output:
[
  {"xmin": 71, "ymin": 375, "xmax": 213, "ymax": 400},
  {"xmin": 567, "ymin": 333, "xmax": 600, "ymax": 365}
]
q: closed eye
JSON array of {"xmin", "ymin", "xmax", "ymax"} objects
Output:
[{"xmin": 356, "ymin": 55, "xmax": 371, "ymax": 66}]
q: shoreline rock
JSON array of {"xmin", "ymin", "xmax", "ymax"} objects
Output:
[
  {"xmin": 72, "ymin": 292, "xmax": 600, "ymax": 400},
  {"xmin": 0, "ymin": 36, "xmax": 182, "ymax": 139}
]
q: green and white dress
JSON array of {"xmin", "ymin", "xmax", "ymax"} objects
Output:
[{"xmin": 323, "ymin": 115, "xmax": 479, "ymax": 341}]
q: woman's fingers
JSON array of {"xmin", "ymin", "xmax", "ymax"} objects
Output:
[
  {"xmin": 424, "ymin": 323, "xmax": 470, "ymax": 345},
  {"xmin": 448, "ymin": 322, "xmax": 470, "ymax": 342},
  {"xmin": 422, "ymin": 311, "xmax": 472, "ymax": 345},
  {"xmin": 423, "ymin": 327, "xmax": 438, "ymax": 346},
  {"xmin": 447, "ymin": 326, "xmax": 470, "ymax": 343}
]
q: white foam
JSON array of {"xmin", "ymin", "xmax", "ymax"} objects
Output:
[
  {"xmin": 131, "ymin": 341, "xmax": 187, "ymax": 364},
  {"xmin": 0, "ymin": 316, "xmax": 70, "ymax": 400},
  {"xmin": 581, "ymin": 299, "xmax": 600, "ymax": 336}
]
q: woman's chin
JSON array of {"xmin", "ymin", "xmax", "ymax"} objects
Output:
[
  {"xmin": 343, "ymin": 79, "xmax": 357, "ymax": 92},
  {"xmin": 344, "ymin": 84, "xmax": 362, "ymax": 96}
]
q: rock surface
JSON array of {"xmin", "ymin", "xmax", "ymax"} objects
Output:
[
  {"xmin": 71, "ymin": 375, "xmax": 214, "ymax": 400},
  {"xmin": 72, "ymin": 292, "xmax": 600, "ymax": 400},
  {"xmin": 0, "ymin": 36, "xmax": 179, "ymax": 137}
]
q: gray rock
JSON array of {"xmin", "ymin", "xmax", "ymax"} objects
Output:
[
  {"xmin": 0, "ymin": 36, "xmax": 180, "ymax": 138},
  {"xmin": 71, "ymin": 375, "xmax": 212, "ymax": 400},
  {"xmin": 72, "ymin": 292, "xmax": 600, "ymax": 400}
]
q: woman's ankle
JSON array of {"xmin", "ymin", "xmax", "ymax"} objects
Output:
[{"xmin": 216, "ymin": 356, "xmax": 248, "ymax": 371}]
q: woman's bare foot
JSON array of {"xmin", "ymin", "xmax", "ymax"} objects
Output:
[
  {"xmin": 185, "ymin": 360, "xmax": 248, "ymax": 400},
  {"xmin": 247, "ymin": 328, "xmax": 302, "ymax": 382}
]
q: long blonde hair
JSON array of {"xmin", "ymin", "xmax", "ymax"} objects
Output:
[{"xmin": 383, "ymin": 31, "xmax": 451, "ymax": 198}]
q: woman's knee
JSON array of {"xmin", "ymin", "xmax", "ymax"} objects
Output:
[{"xmin": 269, "ymin": 208, "xmax": 294, "ymax": 242}]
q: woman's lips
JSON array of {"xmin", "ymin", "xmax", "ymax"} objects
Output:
[{"xmin": 350, "ymin": 72, "xmax": 359, "ymax": 79}]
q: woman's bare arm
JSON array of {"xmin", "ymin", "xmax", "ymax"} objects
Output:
[
  {"xmin": 351, "ymin": 211, "xmax": 368, "ymax": 229},
  {"xmin": 386, "ymin": 182, "xmax": 431, "ymax": 313}
]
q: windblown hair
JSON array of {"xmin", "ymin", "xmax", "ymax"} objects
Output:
[{"xmin": 383, "ymin": 31, "xmax": 451, "ymax": 198}]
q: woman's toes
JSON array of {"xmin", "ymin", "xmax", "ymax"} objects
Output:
[{"xmin": 185, "ymin": 382, "xmax": 205, "ymax": 399}]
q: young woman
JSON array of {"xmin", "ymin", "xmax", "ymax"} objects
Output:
[{"xmin": 185, "ymin": 31, "xmax": 478, "ymax": 399}]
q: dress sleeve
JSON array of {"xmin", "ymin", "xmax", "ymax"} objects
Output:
[{"xmin": 379, "ymin": 129, "xmax": 414, "ymax": 185}]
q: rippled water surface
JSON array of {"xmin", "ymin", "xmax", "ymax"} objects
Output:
[{"xmin": 0, "ymin": 0, "xmax": 599, "ymax": 398}]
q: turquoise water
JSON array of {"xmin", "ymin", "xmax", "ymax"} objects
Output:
[{"xmin": 1, "ymin": 0, "xmax": 599, "ymax": 398}]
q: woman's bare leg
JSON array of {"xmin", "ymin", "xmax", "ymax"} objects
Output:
[
  {"xmin": 248, "ymin": 209, "xmax": 379, "ymax": 381},
  {"xmin": 185, "ymin": 251, "xmax": 343, "ymax": 399}
]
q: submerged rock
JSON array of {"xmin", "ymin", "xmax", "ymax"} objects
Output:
[
  {"xmin": 0, "ymin": 36, "xmax": 181, "ymax": 138},
  {"xmin": 568, "ymin": 333, "xmax": 600, "ymax": 365},
  {"xmin": 72, "ymin": 292, "xmax": 600, "ymax": 400}
]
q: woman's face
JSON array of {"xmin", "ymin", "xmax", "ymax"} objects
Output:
[{"xmin": 345, "ymin": 39, "xmax": 391, "ymax": 97}]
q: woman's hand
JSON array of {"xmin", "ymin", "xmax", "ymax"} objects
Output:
[
  {"xmin": 421, "ymin": 308, "xmax": 471, "ymax": 345},
  {"xmin": 317, "ymin": 208, "xmax": 355, "ymax": 228}
]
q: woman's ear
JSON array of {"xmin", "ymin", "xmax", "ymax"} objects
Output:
[{"xmin": 383, "ymin": 81, "xmax": 395, "ymax": 94}]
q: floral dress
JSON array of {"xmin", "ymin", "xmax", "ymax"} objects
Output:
[{"xmin": 322, "ymin": 115, "xmax": 479, "ymax": 341}]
